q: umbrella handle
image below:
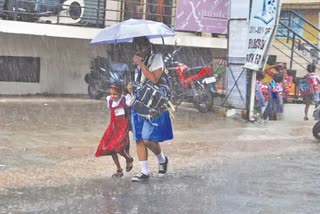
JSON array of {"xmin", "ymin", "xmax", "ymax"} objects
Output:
[{"xmin": 161, "ymin": 36, "xmax": 165, "ymax": 53}]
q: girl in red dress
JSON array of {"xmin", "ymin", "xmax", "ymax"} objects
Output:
[{"xmin": 95, "ymin": 84, "xmax": 133, "ymax": 178}]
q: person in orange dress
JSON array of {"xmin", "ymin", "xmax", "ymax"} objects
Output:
[{"xmin": 95, "ymin": 84, "xmax": 133, "ymax": 178}]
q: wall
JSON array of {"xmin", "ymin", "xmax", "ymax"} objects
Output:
[
  {"xmin": 282, "ymin": 0, "xmax": 320, "ymax": 4},
  {"xmin": 0, "ymin": 20, "xmax": 227, "ymax": 95},
  {"xmin": 0, "ymin": 33, "xmax": 106, "ymax": 95},
  {"xmin": 303, "ymin": 9, "xmax": 319, "ymax": 44}
]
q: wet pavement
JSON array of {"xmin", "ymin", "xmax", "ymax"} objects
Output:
[{"xmin": 1, "ymin": 97, "xmax": 320, "ymax": 214}]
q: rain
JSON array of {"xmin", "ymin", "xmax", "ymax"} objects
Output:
[
  {"xmin": 1, "ymin": 0, "xmax": 320, "ymax": 213},
  {"xmin": 1, "ymin": 100, "xmax": 320, "ymax": 213}
]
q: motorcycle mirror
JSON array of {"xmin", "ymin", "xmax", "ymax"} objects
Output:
[{"xmin": 173, "ymin": 46, "xmax": 182, "ymax": 55}]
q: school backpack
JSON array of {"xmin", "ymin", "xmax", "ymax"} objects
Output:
[
  {"xmin": 299, "ymin": 76, "xmax": 315, "ymax": 95},
  {"xmin": 132, "ymin": 79, "xmax": 175, "ymax": 120}
]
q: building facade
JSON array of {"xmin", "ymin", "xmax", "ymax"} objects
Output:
[{"xmin": 0, "ymin": 0, "xmax": 228, "ymax": 95}]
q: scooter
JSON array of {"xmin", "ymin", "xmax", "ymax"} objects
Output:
[
  {"xmin": 312, "ymin": 104, "xmax": 320, "ymax": 139},
  {"xmin": 84, "ymin": 56, "xmax": 130, "ymax": 99},
  {"xmin": 163, "ymin": 47, "xmax": 216, "ymax": 113}
]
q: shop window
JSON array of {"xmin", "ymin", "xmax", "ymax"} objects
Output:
[
  {"xmin": 123, "ymin": 0, "xmax": 173, "ymax": 26},
  {"xmin": 0, "ymin": 56, "xmax": 40, "ymax": 82}
]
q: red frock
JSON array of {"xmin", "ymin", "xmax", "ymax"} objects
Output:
[{"xmin": 95, "ymin": 96, "xmax": 130, "ymax": 157}]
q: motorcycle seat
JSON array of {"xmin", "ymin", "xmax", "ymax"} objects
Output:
[
  {"xmin": 183, "ymin": 66, "xmax": 204, "ymax": 78},
  {"xmin": 100, "ymin": 75, "xmax": 110, "ymax": 81}
]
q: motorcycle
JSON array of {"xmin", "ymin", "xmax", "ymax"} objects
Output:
[
  {"xmin": 2, "ymin": 0, "xmax": 36, "ymax": 22},
  {"xmin": 312, "ymin": 104, "xmax": 320, "ymax": 139},
  {"xmin": 163, "ymin": 47, "xmax": 217, "ymax": 113},
  {"xmin": 84, "ymin": 56, "xmax": 130, "ymax": 99},
  {"xmin": 2, "ymin": 0, "xmax": 62, "ymax": 22}
]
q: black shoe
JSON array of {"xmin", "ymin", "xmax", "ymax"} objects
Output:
[
  {"xmin": 158, "ymin": 156, "xmax": 168, "ymax": 174},
  {"xmin": 131, "ymin": 173, "xmax": 149, "ymax": 182}
]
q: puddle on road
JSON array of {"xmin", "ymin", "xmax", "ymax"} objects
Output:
[{"xmin": 1, "ymin": 99, "xmax": 320, "ymax": 213}]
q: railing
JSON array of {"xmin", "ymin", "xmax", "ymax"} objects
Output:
[
  {"xmin": 275, "ymin": 10, "xmax": 320, "ymax": 71},
  {"xmin": 275, "ymin": 22, "xmax": 316, "ymax": 70},
  {"xmin": 285, "ymin": 10, "xmax": 319, "ymax": 45},
  {"xmin": 269, "ymin": 10, "xmax": 320, "ymax": 99},
  {"xmin": 0, "ymin": 0, "xmax": 176, "ymax": 28},
  {"xmin": 106, "ymin": 0, "xmax": 176, "ymax": 27}
]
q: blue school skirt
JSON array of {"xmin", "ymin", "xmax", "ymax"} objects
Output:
[{"xmin": 131, "ymin": 110, "xmax": 173, "ymax": 143}]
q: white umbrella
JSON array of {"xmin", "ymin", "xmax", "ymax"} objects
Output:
[{"xmin": 90, "ymin": 18, "xmax": 175, "ymax": 45}]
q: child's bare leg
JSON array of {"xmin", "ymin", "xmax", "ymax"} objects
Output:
[
  {"xmin": 118, "ymin": 149, "xmax": 134, "ymax": 172},
  {"xmin": 305, "ymin": 103, "xmax": 310, "ymax": 119},
  {"xmin": 144, "ymin": 140, "xmax": 161, "ymax": 156},
  {"xmin": 118, "ymin": 150, "xmax": 132, "ymax": 160},
  {"xmin": 144, "ymin": 140, "xmax": 168, "ymax": 174},
  {"xmin": 305, "ymin": 104, "xmax": 309, "ymax": 116},
  {"xmin": 111, "ymin": 154, "xmax": 123, "ymax": 177},
  {"xmin": 125, "ymin": 143, "xmax": 130, "ymax": 156},
  {"xmin": 111, "ymin": 153, "xmax": 121, "ymax": 169}
]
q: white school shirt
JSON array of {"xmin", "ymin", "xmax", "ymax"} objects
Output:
[{"xmin": 106, "ymin": 95, "xmax": 131, "ymax": 108}]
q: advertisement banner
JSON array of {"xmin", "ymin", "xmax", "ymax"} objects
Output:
[
  {"xmin": 243, "ymin": 0, "xmax": 280, "ymax": 71},
  {"xmin": 175, "ymin": 0, "xmax": 230, "ymax": 34}
]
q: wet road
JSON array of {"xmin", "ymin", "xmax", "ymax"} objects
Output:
[{"xmin": 1, "ymin": 97, "xmax": 320, "ymax": 214}]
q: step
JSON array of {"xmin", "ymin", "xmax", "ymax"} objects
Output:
[{"xmin": 268, "ymin": 43, "xmax": 317, "ymax": 77}]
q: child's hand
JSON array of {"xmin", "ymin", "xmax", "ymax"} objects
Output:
[
  {"xmin": 127, "ymin": 82, "xmax": 133, "ymax": 94},
  {"xmin": 279, "ymin": 102, "xmax": 283, "ymax": 108},
  {"xmin": 133, "ymin": 55, "xmax": 142, "ymax": 66}
]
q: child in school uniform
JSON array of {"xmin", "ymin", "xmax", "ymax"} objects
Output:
[
  {"xmin": 303, "ymin": 63, "xmax": 320, "ymax": 120},
  {"xmin": 255, "ymin": 72, "xmax": 266, "ymax": 117},
  {"xmin": 95, "ymin": 84, "xmax": 133, "ymax": 178},
  {"xmin": 269, "ymin": 73, "xmax": 284, "ymax": 120}
]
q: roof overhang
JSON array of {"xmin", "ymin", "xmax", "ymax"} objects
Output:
[{"xmin": 282, "ymin": 1, "xmax": 320, "ymax": 10}]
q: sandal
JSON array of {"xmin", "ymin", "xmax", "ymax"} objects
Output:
[
  {"xmin": 304, "ymin": 117, "xmax": 309, "ymax": 121},
  {"xmin": 126, "ymin": 157, "xmax": 134, "ymax": 172},
  {"xmin": 112, "ymin": 169, "xmax": 123, "ymax": 178}
]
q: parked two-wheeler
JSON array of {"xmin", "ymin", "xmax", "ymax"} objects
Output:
[
  {"xmin": 84, "ymin": 56, "xmax": 130, "ymax": 99},
  {"xmin": 163, "ymin": 48, "xmax": 217, "ymax": 113},
  {"xmin": 312, "ymin": 104, "xmax": 320, "ymax": 139},
  {"xmin": 2, "ymin": 0, "xmax": 36, "ymax": 21}
]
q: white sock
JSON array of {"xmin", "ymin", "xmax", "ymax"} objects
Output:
[
  {"xmin": 139, "ymin": 160, "xmax": 149, "ymax": 175},
  {"xmin": 156, "ymin": 152, "xmax": 166, "ymax": 164}
]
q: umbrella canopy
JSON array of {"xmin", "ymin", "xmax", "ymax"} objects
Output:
[{"xmin": 90, "ymin": 18, "xmax": 175, "ymax": 45}]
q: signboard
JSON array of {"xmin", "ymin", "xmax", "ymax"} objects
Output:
[
  {"xmin": 225, "ymin": 0, "xmax": 250, "ymax": 109},
  {"xmin": 175, "ymin": 0, "xmax": 230, "ymax": 34},
  {"xmin": 228, "ymin": 19, "xmax": 248, "ymax": 62},
  {"xmin": 226, "ymin": 19, "xmax": 249, "ymax": 109},
  {"xmin": 243, "ymin": 0, "xmax": 280, "ymax": 71},
  {"xmin": 230, "ymin": 0, "xmax": 250, "ymax": 19}
]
